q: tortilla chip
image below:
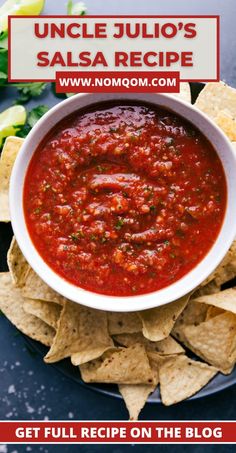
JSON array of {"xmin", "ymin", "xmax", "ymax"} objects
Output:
[
  {"xmin": 202, "ymin": 240, "xmax": 236, "ymax": 286},
  {"xmin": 44, "ymin": 300, "xmax": 113, "ymax": 365},
  {"xmin": 22, "ymin": 268, "xmax": 64, "ymax": 305},
  {"xmin": 80, "ymin": 344, "xmax": 155, "ymax": 384},
  {"xmin": 174, "ymin": 300, "xmax": 208, "ymax": 327},
  {"xmin": 195, "ymin": 81, "xmax": 236, "ymax": 119},
  {"xmin": 215, "ymin": 111, "xmax": 236, "ymax": 141},
  {"xmin": 114, "ymin": 332, "xmax": 184, "ymax": 355},
  {"xmin": 180, "ymin": 312, "xmax": 236, "ymax": 374},
  {"xmin": 119, "ymin": 383, "xmax": 156, "ymax": 420},
  {"xmin": 192, "ymin": 280, "xmax": 220, "ymax": 298},
  {"xmin": 23, "ymin": 299, "xmax": 62, "ymax": 329},
  {"xmin": 138, "ymin": 295, "xmax": 190, "ymax": 342},
  {"xmin": 0, "ymin": 136, "xmax": 24, "ymax": 222},
  {"xmin": 172, "ymin": 300, "xmax": 208, "ymax": 343},
  {"xmin": 0, "ymin": 273, "xmax": 55, "ymax": 346},
  {"xmin": 172, "ymin": 82, "xmax": 191, "ymax": 103},
  {"xmin": 147, "ymin": 351, "xmax": 181, "ymax": 371},
  {"xmin": 193, "ymin": 287, "xmax": 236, "ymax": 315},
  {"xmin": 159, "ymin": 355, "xmax": 217, "ymax": 406},
  {"xmin": 7, "ymin": 237, "xmax": 30, "ymax": 287},
  {"xmin": 7, "ymin": 241, "xmax": 63, "ymax": 305},
  {"xmin": 205, "ymin": 306, "xmax": 224, "ymax": 321},
  {"xmin": 108, "ymin": 312, "xmax": 142, "ymax": 335}
]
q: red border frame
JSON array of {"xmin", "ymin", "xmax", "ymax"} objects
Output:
[{"xmin": 8, "ymin": 15, "xmax": 220, "ymax": 83}]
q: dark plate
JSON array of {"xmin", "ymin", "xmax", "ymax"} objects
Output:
[{"xmin": 1, "ymin": 82, "xmax": 236, "ymax": 404}]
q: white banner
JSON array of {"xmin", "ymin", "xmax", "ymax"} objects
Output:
[{"xmin": 9, "ymin": 16, "xmax": 219, "ymax": 82}]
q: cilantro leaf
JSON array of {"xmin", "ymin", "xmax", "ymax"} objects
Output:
[
  {"xmin": 0, "ymin": 31, "xmax": 8, "ymax": 41},
  {"xmin": 13, "ymin": 82, "xmax": 48, "ymax": 104},
  {"xmin": 67, "ymin": 0, "xmax": 87, "ymax": 15},
  {"xmin": 0, "ymin": 48, "xmax": 8, "ymax": 84},
  {"xmin": 27, "ymin": 105, "xmax": 49, "ymax": 127},
  {"xmin": 15, "ymin": 123, "xmax": 30, "ymax": 138},
  {"xmin": 0, "ymin": 31, "xmax": 8, "ymax": 49},
  {"xmin": 0, "ymin": 71, "xmax": 7, "ymax": 80},
  {"xmin": 16, "ymin": 105, "xmax": 49, "ymax": 138}
]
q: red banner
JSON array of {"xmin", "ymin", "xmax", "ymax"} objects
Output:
[
  {"xmin": 0, "ymin": 421, "xmax": 236, "ymax": 444},
  {"xmin": 55, "ymin": 71, "xmax": 180, "ymax": 93}
]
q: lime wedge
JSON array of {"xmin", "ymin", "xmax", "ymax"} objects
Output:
[
  {"xmin": 0, "ymin": 105, "xmax": 26, "ymax": 146},
  {"xmin": 0, "ymin": 0, "xmax": 45, "ymax": 33}
]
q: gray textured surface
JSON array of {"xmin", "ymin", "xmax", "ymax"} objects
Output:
[{"xmin": 1, "ymin": 1, "xmax": 236, "ymax": 452}]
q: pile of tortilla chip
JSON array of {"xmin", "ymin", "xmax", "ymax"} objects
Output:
[{"xmin": 1, "ymin": 82, "xmax": 236, "ymax": 420}]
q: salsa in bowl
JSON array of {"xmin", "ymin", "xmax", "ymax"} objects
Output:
[{"xmin": 9, "ymin": 93, "xmax": 236, "ymax": 311}]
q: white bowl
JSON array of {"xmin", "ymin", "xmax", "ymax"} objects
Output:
[{"xmin": 9, "ymin": 93, "xmax": 236, "ymax": 312}]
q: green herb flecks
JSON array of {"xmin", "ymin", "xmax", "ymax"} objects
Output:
[
  {"xmin": 149, "ymin": 205, "xmax": 156, "ymax": 212},
  {"xmin": 115, "ymin": 218, "xmax": 124, "ymax": 230},
  {"xmin": 70, "ymin": 230, "xmax": 85, "ymax": 241}
]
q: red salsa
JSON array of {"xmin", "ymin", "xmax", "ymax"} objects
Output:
[{"xmin": 24, "ymin": 103, "xmax": 227, "ymax": 296}]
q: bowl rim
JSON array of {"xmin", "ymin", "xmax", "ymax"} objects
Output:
[{"xmin": 9, "ymin": 92, "xmax": 236, "ymax": 312}]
